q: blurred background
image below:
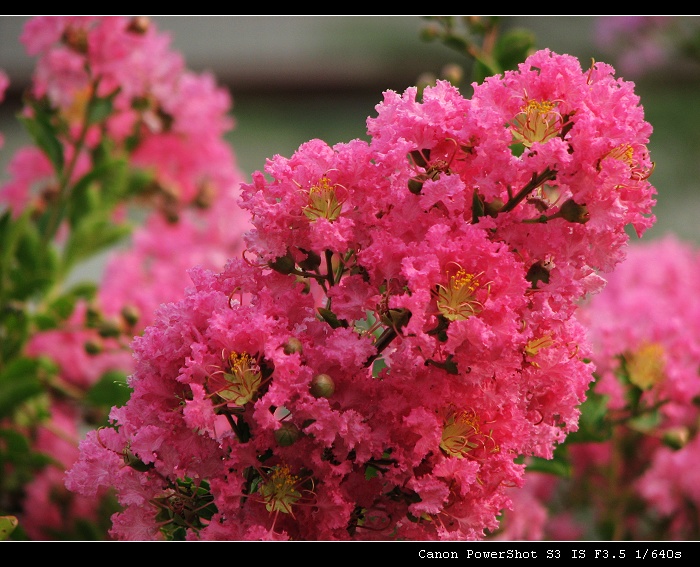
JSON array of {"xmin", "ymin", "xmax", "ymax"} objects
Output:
[{"xmin": 2, "ymin": 16, "xmax": 700, "ymax": 243}]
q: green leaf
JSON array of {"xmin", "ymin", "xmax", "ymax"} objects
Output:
[
  {"xmin": 0, "ymin": 357, "xmax": 50, "ymax": 418},
  {"xmin": 87, "ymin": 93, "xmax": 115, "ymax": 125},
  {"xmin": 18, "ymin": 101, "xmax": 64, "ymax": 173},
  {"xmin": 565, "ymin": 388, "xmax": 613, "ymax": 444},
  {"xmin": 493, "ymin": 29, "xmax": 537, "ymax": 72},
  {"xmin": 7, "ymin": 218, "xmax": 58, "ymax": 300},
  {"xmin": 317, "ymin": 307, "xmax": 348, "ymax": 329},
  {"xmin": 40, "ymin": 281, "xmax": 98, "ymax": 327},
  {"xmin": 62, "ymin": 217, "xmax": 131, "ymax": 270},
  {"xmin": 67, "ymin": 158, "xmax": 130, "ymax": 227},
  {"xmin": 0, "ymin": 304, "xmax": 29, "ymax": 362},
  {"xmin": 85, "ymin": 370, "xmax": 132, "ymax": 408},
  {"xmin": 525, "ymin": 451, "xmax": 572, "ymax": 478}
]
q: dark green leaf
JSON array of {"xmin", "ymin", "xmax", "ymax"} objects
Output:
[
  {"xmin": 62, "ymin": 218, "xmax": 131, "ymax": 269},
  {"xmin": 565, "ymin": 388, "xmax": 613, "ymax": 443},
  {"xmin": 525, "ymin": 452, "xmax": 572, "ymax": 477},
  {"xmin": 493, "ymin": 29, "xmax": 537, "ymax": 72},
  {"xmin": 317, "ymin": 307, "xmax": 348, "ymax": 329},
  {"xmin": 87, "ymin": 95, "xmax": 114, "ymax": 125},
  {"xmin": 0, "ymin": 304, "xmax": 29, "ymax": 362},
  {"xmin": 85, "ymin": 370, "xmax": 132, "ymax": 408},
  {"xmin": 18, "ymin": 103, "xmax": 64, "ymax": 173},
  {"xmin": 9, "ymin": 225, "xmax": 57, "ymax": 299},
  {"xmin": 0, "ymin": 357, "xmax": 47, "ymax": 418}
]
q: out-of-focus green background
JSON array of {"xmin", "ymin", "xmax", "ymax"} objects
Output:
[{"xmin": 1, "ymin": 16, "xmax": 699, "ymax": 244}]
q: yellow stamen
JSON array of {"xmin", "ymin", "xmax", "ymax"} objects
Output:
[
  {"xmin": 511, "ymin": 99, "xmax": 563, "ymax": 147},
  {"xmin": 440, "ymin": 410, "xmax": 482, "ymax": 459},
  {"xmin": 433, "ymin": 265, "xmax": 486, "ymax": 321},
  {"xmin": 259, "ymin": 465, "xmax": 302, "ymax": 515},
  {"xmin": 303, "ymin": 176, "xmax": 343, "ymax": 222},
  {"xmin": 213, "ymin": 352, "xmax": 263, "ymax": 406},
  {"xmin": 604, "ymin": 144, "xmax": 654, "ymax": 182},
  {"xmin": 525, "ymin": 334, "xmax": 555, "ymax": 367}
]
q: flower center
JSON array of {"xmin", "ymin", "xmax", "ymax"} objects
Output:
[
  {"xmin": 511, "ymin": 99, "xmax": 563, "ymax": 147},
  {"xmin": 433, "ymin": 265, "xmax": 486, "ymax": 321},
  {"xmin": 604, "ymin": 143, "xmax": 654, "ymax": 182},
  {"xmin": 303, "ymin": 176, "xmax": 343, "ymax": 222},
  {"xmin": 258, "ymin": 465, "xmax": 303, "ymax": 515},
  {"xmin": 440, "ymin": 410, "xmax": 490, "ymax": 459},
  {"xmin": 213, "ymin": 351, "xmax": 263, "ymax": 406}
]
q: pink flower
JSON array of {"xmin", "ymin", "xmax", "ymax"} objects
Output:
[{"xmin": 67, "ymin": 49, "xmax": 657, "ymax": 541}]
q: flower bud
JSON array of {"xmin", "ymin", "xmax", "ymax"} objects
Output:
[
  {"xmin": 274, "ymin": 423, "xmax": 301, "ymax": 446},
  {"xmin": 662, "ymin": 427, "xmax": 690, "ymax": 450},
  {"xmin": 98, "ymin": 319, "xmax": 122, "ymax": 338},
  {"xmin": 283, "ymin": 337, "xmax": 303, "ymax": 355},
  {"xmin": 484, "ymin": 197, "xmax": 505, "ymax": 217},
  {"xmin": 559, "ymin": 198, "xmax": 590, "ymax": 224},
  {"xmin": 441, "ymin": 63, "xmax": 464, "ymax": 86},
  {"xmin": 127, "ymin": 16, "xmax": 150, "ymax": 34},
  {"xmin": 310, "ymin": 373, "xmax": 335, "ymax": 398},
  {"xmin": 269, "ymin": 253, "xmax": 296, "ymax": 275},
  {"xmin": 84, "ymin": 339, "xmax": 102, "ymax": 355},
  {"xmin": 120, "ymin": 305, "xmax": 140, "ymax": 328}
]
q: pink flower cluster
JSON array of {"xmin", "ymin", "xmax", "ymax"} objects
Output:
[
  {"xmin": 496, "ymin": 235, "xmax": 700, "ymax": 540},
  {"xmin": 1, "ymin": 16, "xmax": 250, "ymax": 540},
  {"xmin": 66, "ymin": 49, "xmax": 656, "ymax": 540},
  {"xmin": 4, "ymin": 16, "xmax": 241, "ymax": 216}
]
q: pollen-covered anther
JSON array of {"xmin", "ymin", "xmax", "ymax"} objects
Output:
[
  {"xmin": 433, "ymin": 264, "xmax": 489, "ymax": 322},
  {"xmin": 511, "ymin": 99, "xmax": 564, "ymax": 147},
  {"xmin": 302, "ymin": 176, "xmax": 344, "ymax": 222}
]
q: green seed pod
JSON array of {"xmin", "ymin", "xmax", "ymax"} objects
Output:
[
  {"xmin": 274, "ymin": 423, "xmax": 301, "ymax": 447},
  {"xmin": 310, "ymin": 373, "xmax": 335, "ymax": 398}
]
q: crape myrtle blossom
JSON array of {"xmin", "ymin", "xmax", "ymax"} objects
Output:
[
  {"xmin": 580, "ymin": 234, "xmax": 700, "ymax": 540},
  {"xmin": 494, "ymin": 235, "xmax": 700, "ymax": 541},
  {"xmin": 10, "ymin": 16, "xmax": 233, "ymax": 216},
  {"xmin": 66, "ymin": 49, "xmax": 656, "ymax": 540},
  {"xmin": 1, "ymin": 16, "xmax": 250, "ymax": 539}
]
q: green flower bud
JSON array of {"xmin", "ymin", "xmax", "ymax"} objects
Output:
[
  {"xmin": 283, "ymin": 337, "xmax": 303, "ymax": 355},
  {"xmin": 84, "ymin": 339, "xmax": 103, "ymax": 355},
  {"xmin": 121, "ymin": 305, "xmax": 140, "ymax": 327},
  {"xmin": 559, "ymin": 198, "xmax": 590, "ymax": 224},
  {"xmin": 274, "ymin": 423, "xmax": 301, "ymax": 447},
  {"xmin": 310, "ymin": 373, "xmax": 335, "ymax": 398}
]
